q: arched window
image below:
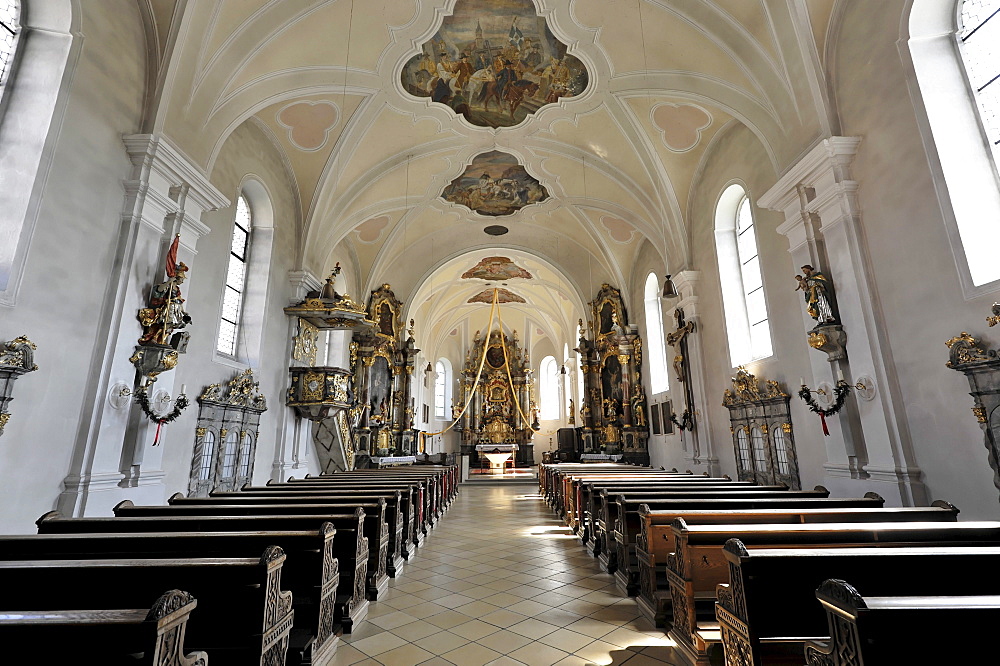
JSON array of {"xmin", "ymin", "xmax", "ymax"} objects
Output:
[
  {"xmin": 221, "ymin": 431, "xmax": 240, "ymax": 480},
  {"xmin": 906, "ymin": 1, "xmax": 1000, "ymax": 289},
  {"xmin": 197, "ymin": 431, "xmax": 216, "ymax": 481},
  {"xmin": 715, "ymin": 184, "xmax": 773, "ymax": 366},
  {"xmin": 960, "ymin": 1, "xmax": 1000, "ymax": 162},
  {"xmin": 539, "ymin": 355, "xmax": 559, "ymax": 419},
  {"xmin": 217, "ymin": 194, "xmax": 252, "ymax": 356},
  {"xmin": 0, "ymin": 2, "xmax": 20, "ymax": 102},
  {"xmin": 434, "ymin": 359, "xmax": 450, "ymax": 419},
  {"xmin": 643, "ymin": 273, "xmax": 669, "ymax": 395},
  {"xmin": 238, "ymin": 433, "xmax": 253, "ymax": 480}
]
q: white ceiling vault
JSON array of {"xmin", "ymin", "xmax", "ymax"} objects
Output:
[{"xmin": 144, "ymin": 0, "xmax": 840, "ymax": 354}]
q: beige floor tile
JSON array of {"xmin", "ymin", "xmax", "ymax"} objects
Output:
[
  {"xmin": 573, "ymin": 640, "xmax": 636, "ymax": 666},
  {"xmin": 376, "ymin": 643, "xmax": 437, "ymax": 666},
  {"xmin": 506, "ymin": 642, "xmax": 571, "ymax": 666},
  {"xmin": 505, "ymin": 598, "xmax": 553, "ymax": 616},
  {"xmin": 454, "ymin": 599, "xmax": 502, "ymax": 616},
  {"xmin": 368, "ymin": 610, "xmax": 421, "ymax": 630},
  {"xmin": 450, "ymin": 619, "xmax": 503, "ymax": 641},
  {"xmin": 391, "ymin": 620, "xmax": 442, "ymax": 642},
  {"xmin": 476, "ymin": 628, "xmax": 535, "ymax": 654},
  {"xmin": 440, "ymin": 642, "xmax": 504, "ymax": 666},
  {"xmin": 480, "ymin": 608, "xmax": 529, "ymax": 627},
  {"xmin": 425, "ymin": 609, "xmax": 476, "ymax": 630},
  {"xmin": 486, "ymin": 656, "xmax": 529, "ymax": 666},
  {"xmin": 327, "ymin": 643, "xmax": 369, "ymax": 666},
  {"xmin": 536, "ymin": 628, "xmax": 596, "ymax": 653},
  {"xmin": 563, "ymin": 617, "xmax": 620, "ymax": 640},
  {"xmin": 600, "ymin": 627, "xmax": 668, "ymax": 650},
  {"xmin": 417, "ymin": 658, "xmax": 458, "ymax": 666},
  {"xmin": 403, "ymin": 602, "xmax": 451, "ymax": 620},
  {"xmin": 533, "ymin": 608, "xmax": 586, "ymax": 627},
  {"xmin": 412, "ymin": 629, "xmax": 470, "ymax": 654},
  {"xmin": 551, "ymin": 656, "xmax": 592, "ymax": 666},
  {"xmin": 349, "ymin": 631, "xmax": 409, "ymax": 657}
]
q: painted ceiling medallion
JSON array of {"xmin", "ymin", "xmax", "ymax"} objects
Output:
[
  {"xmin": 462, "ymin": 256, "xmax": 533, "ymax": 281},
  {"xmin": 468, "ymin": 288, "xmax": 526, "ymax": 304},
  {"xmin": 400, "ymin": 0, "xmax": 589, "ymax": 129},
  {"xmin": 651, "ymin": 103, "xmax": 712, "ymax": 152},
  {"xmin": 442, "ymin": 150, "xmax": 548, "ymax": 216},
  {"xmin": 276, "ymin": 100, "xmax": 340, "ymax": 151}
]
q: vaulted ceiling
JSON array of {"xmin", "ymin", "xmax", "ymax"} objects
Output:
[{"xmin": 142, "ymin": 0, "xmax": 841, "ymax": 356}]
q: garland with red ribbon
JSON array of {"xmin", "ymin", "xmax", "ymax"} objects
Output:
[
  {"xmin": 797, "ymin": 380, "xmax": 852, "ymax": 436},
  {"xmin": 136, "ymin": 387, "xmax": 190, "ymax": 445}
]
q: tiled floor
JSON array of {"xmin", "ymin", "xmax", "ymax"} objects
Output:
[{"xmin": 333, "ymin": 482, "xmax": 684, "ymax": 665}]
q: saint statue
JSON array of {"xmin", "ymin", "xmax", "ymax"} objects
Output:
[
  {"xmin": 138, "ymin": 261, "xmax": 191, "ymax": 347},
  {"xmin": 795, "ymin": 265, "xmax": 838, "ymax": 324},
  {"xmin": 568, "ymin": 398, "xmax": 575, "ymax": 425}
]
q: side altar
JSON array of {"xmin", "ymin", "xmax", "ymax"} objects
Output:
[
  {"xmin": 576, "ymin": 284, "xmax": 650, "ymax": 465},
  {"xmin": 456, "ymin": 329, "xmax": 535, "ymax": 467}
]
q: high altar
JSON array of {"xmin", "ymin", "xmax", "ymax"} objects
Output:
[
  {"xmin": 575, "ymin": 284, "xmax": 650, "ymax": 465},
  {"xmin": 457, "ymin": 329, "xmax": 535, "ymax": 467}
]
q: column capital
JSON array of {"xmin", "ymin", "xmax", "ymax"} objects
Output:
[
  {"xmin": 758, "ymin": 137, "xmax": 862, "ymax": 213},
  {"xmin": 288, "ymin": 270, "xmax": 322, "ymax": 299},
  {"xmin": 122, "ymin": 134, "xmax": 230, "ymax": 213}
]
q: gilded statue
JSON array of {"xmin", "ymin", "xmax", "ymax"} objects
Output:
[
  {"xmin": 138, "ymin": 260, "xmax": 191, "ymax": 347},
  {"xmin": 568, "ymin": 398, "xmax": 575, "ymax": 425},
  {"xmin": 795, "ymin": 264, "xmax": 838, "ymax": 324}
]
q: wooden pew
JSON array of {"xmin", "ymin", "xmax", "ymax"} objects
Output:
[
  {"xmin": 295, "ymin": 469, "xmax": 451, "ymax": 524},
  {"xmin": 803, "ymin": 578, "xmax": 1000, "ymax": 665},
  {"xmin": 540, "ymin": 464, "xmax": 659, "ymax": 511},
  {"xmin": 666, "ymin": 518, "xmax": 1000, "ymax": 663},
  {"xmin": 716, "ymin": 541, "xmax": 1000, "ymax": 666},
  {"xmin": 611, "ymin": 492, "xmax": 886, "ymax": 595},
  {"xmin": 633, "ymin": 501, "xmax": 961, "ymax": 629},
  {"xmin": 37, "ymin": 510, "xmax": 370, "ymax": 635},
  {"xmin": 262, "ymin": 479, "xmax": 430, "ymax": 545},
  {"xmin": 0, "ymin": 546, "xmax": 293, "ymax": 666},
  {"xmin": 114, "ymin": 499, "xmax": 390, "ymax": 604},
  {"xmin": 555, "ymin": 470, "xmax": 689, "ymax": 518},
  {"xmin": 0, "ymin": 589, "xmax": 208, "ymax": 666},
  {"xmin": 1, "ymin": 525, "xmax": 340, "ymax": 664},
  {"xmin": 580, "ymin": 481, "xmax": 762, "ymax": 557},
  {"xmin": 175, "ymin": 489, "xmax": 408, "ymax": 576},
  {"xmin": 606, "ymin": 488, "xmax": 839, "ymax": 579},
  {"xmin": 572, "ymin": 477, "xmax": 743, "ymax": 538}
]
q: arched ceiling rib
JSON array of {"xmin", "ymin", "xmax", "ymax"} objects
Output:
[{"xmin": 148, "ymin": 0, "xmax": 837, "ymax": 310}]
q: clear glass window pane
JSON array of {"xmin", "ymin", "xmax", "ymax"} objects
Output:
[
  {"xmin": 736, "ymin": 197, "xmax": 754, "ymax": 233},
  {"xmin": 434, "ymin": 361, "xmax": 447, "ymax": 418},
  {"xmin": 238, "ymin": 435, "xmax": 253, "ymax": 478},
  {"xmin": 961, "ymin": 0, "xmax": 1000, "ymax": 152},
  {"xmin": 736, "ymin": 429, "xmax": 751, "ymax": 471},
  {"xmin": 0, "ymin": 1, "xmax": 19, "ymax": 89},
  {"xmin": 772, "ymin": 426, "xmax": 789, "ymax": 475},
  {"xmin": 740, "ymin": 256, "xmax": 763, "ymax": 294},
  {"xmin": 745, "ymin": 289, "xmax": 767, "ymax": 325},
  {"xmin": 749, "ymin": 321, "xmax": 773, "ymax": 359},
  {"xmin": 540, "ymin": 356, "xmax": 559, "ymax": 419},
  {"xmin": 751, "ymin": 428, "xmax": 768, "ymax": 473},
  {"xmin": 736, "ymin": 229, "xmax": 758, "ymax": 263},
  {"xmin": 221, "ymin": 432, "xmax": 239, "ymax": 478},
  {"xmin": 198, "ymin": 432, "xmax": 216, "ymax": 481},
  {"xmin": 644, "ymin": 273, "xmax": 669, "ymax": 394},
  {"xmin": 217, "ymin": 320, "xmax": 237, "ymax": 356},
  {"xmin": 217, "ymin": 194, "xmax": 252, "ymax": 356}
]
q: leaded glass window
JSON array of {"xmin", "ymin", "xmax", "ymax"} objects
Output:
[
  {"xmin": 434, "ymin": 360, "xmax": 447, "ymax": 418},
  {"xmin": 736, "ymin": 428, "xmax": 751, "ymax": 471},
  {"xmin": 643, "ymin": 273, "xmax": 669, "ymax": 394},
  {"xmin": 198, "ymin": 431, "xmax": 216, "ymax": 481},
  {"xmin": 238, "ymin": 434, "xmax": 253, "ymax": 479},
  {"xmin": 960, "ymin": 0, "xmax": 1000, "ymax": 161},
  {"xmin": 772, "ymin": 425, "xmax": 790, "ymax": 475},
  {"xmin": 221, "ymin": 431, "xmax": 239, "ymax": 479},
  {"xmin": 751, "ymin": 426, "xmax": 768, "ymax": 473},
  {"xmin": 217, "ymin": 195, "xmax": 252, "ymax": 355},
  {"xmin": 737, "ymin": 197, "xmax": 772, "ymax": 360},
  {"xmin": 0, "ymin": 1, "xmax": 19, "ymax": 96},
  {"xmin": 540, "ymin": 355, "xmax": 559, "ymax": 419}
]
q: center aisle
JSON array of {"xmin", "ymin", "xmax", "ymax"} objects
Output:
[{"xmin": 333, "ymin": 483, "xmax": 679, "ymax": 666}]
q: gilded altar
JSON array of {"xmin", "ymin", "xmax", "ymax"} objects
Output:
[
  {"xmin": 574, "ymin": 284, "xmax": 650, "ymax": 465},
  {"xmin": 457, "ymin": 329, "xmax": 534, "ymax": 467}
]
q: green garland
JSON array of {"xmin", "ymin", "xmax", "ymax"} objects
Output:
[
  {"xmin": 797, "ymin": 380, "xmax": 852, "ymax": 417},
  {"xmin": 136, "ymin": 387, "xmax": 190, "ymax": 425}
]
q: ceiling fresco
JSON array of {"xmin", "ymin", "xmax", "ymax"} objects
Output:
[
  {"xmin": 468, "ymin": 287, "xmax": 527, "ymax": 304},
  {"xmin": 461, "ymin": 256, "xmax": 533, "ymax": 281},
  {"xmin": 399, "ymin": 0, "xmax": 589, "ymax": 128},
  {"xmin": 441, "ymin": 151, "xmax": 549, "ymax": 216}
]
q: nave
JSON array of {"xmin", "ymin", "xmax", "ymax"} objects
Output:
[{"xmin": 337, "ymin": 483, "xmax": 676, "ymax": 666}]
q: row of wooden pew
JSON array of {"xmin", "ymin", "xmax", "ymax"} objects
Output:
[
  {"xmin": 0, "ymin": 465, "xmax": 458, "ymax": 665},
  {"xmin": 540, "ymin": 462, "xmax": 1000, "ymax": 665}
]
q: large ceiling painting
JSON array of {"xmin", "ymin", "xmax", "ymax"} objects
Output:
[
  {"xmin": 442, "ymin": 150, "xmax": 548, "ymax": 216},
  {"xmin": 400, "ymin": 0, "xmax": 589, "ymax": 129},
  {"xmin": 468, "ymin": 288, "xmax": 526, "ymax": 304},
  {"xmin": 462, "ymin": 256, "xmax": 533, "ymax": 281}
]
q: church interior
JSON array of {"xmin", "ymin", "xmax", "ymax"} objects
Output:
[{"xmin": 2, "ymin": 0, "xmax": 1000, "ymax": 664}]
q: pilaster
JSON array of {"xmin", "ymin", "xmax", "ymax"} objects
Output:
[
  {"xmin": 760, "ymin": 137, "xmax": 926, "ymax": 505},
  {"xmin": 58, "ymin": 134, "xmax": 228, "ymax": 516}
]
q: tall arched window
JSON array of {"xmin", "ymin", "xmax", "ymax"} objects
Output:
[
  {"xmin": 434, "ymin": 359, "xmax": 450, "ymax": 419},
  {"xmin": 643, "ymin": 273, "xmax": 669, "ymax": 395},
  {"xmin": 0, "ymin": 2, "xmax": 20, "ymax": 102},
  {"xmin": 539, "ymin": 355, "xmax": 559, "ymax": 419},
  {"xmin": 960, "ymin": 1, "xmax": 1000, "ymax": 162},
  {"xmin": 906, "ymin": 1, "xmax": 1000, "ymax": 289},
  {"xmin": 715, "ymin": 184, "xmax": 772, "ymax": 366},
  {"xmin": 217, "ymin": 194, "xmax": 252, "ymax": 356}
]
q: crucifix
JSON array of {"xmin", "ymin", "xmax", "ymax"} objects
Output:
[{"xmin": 666, "ymin": 307, "xmax": 696, "ymax": 431}]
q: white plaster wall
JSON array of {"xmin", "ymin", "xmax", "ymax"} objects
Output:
[
  {"xmin": 832, "ymin": 0, "xmax": 1000, "ymax": 517},
  {"xmin": 686, "ymin": 123, "xmax": 829, "ymax": 490},
  {"xmin": 0, "ymin": 1, "xmax": 147, "ymax": 533}
]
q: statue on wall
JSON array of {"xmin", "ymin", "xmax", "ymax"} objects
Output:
[
  {"xmin": 795, "ymin": 264, "xmax": 838, "ymax": 324},
  {"xmin": 568, "ymin": 398, "xmax": 575, "ymax": 425},
  {"xmin": 138, "ymin": 259, "xmax": 191, "ymax": 347},
  {"xmin": 666, "ymin": 308, "xmax": 695, "ymax": 384}
]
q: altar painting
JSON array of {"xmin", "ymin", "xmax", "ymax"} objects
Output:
[
  {"xmin": 442, "ymin": 151, "xmax": 548, "ymax": 216},
  {"xmin": 399, "ymin": 0, "xmax": 589, "ymax": 128}
]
